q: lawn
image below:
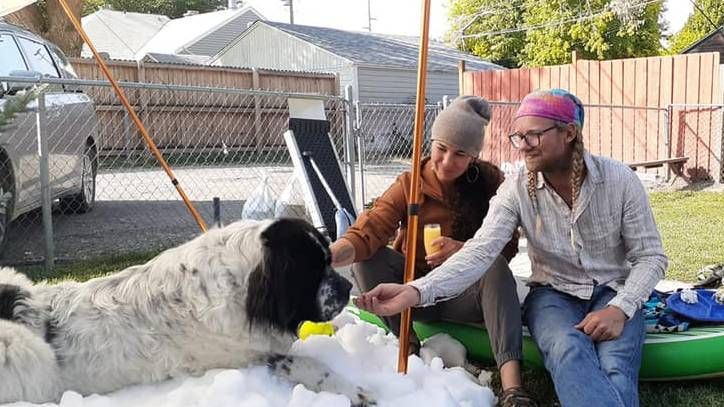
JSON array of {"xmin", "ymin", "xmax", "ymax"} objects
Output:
[{"xmin": 15, "ymin": 191, "xmax": 724, "ymax": 406}]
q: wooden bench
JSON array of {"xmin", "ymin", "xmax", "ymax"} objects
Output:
[{"xmin": 627, "ymin": 157, "xmax": 688, "ymax": 180}]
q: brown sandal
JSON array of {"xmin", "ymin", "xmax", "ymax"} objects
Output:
[{"xmin": 499, "ymin": 386, "xmax": 539, "ymax": 407}]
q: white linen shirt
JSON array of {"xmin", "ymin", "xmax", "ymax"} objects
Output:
[{"xmin": 410, "ymin": 152, "xmax": 668, "ymax": 318}]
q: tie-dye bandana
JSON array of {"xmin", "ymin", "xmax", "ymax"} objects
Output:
[{"xmin": 514, "ymin": 88, "xmax": 585, "ymax": 127}]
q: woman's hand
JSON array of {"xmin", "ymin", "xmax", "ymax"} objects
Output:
[
  {"xmin": 353, "ymin": 283, "xmax": 421, "ymax": 316},
  {"xmin": 425, "ymin": 237, "xmax": 464, "ymax": 268},
  {"xmin": 330, "ymin": 239, "xmax": 356, "ymax": 268}
]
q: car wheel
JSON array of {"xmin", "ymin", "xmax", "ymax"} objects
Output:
[
  {"xmin": 60, "ymin": 145, "xmax": 96, "ymax": 214},
  {"xmin": 0, "ymin": 155, "xmax": 13, "ymax": 257}
]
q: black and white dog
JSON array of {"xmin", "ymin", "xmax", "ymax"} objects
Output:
[{"xmin": 0, "ymin": 218, "xmax": 370, "ymax": 405}]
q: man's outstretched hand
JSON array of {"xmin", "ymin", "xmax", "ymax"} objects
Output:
[{"xmin": 353, "ymin": 283, "xmax": 421, "ymax": 316}]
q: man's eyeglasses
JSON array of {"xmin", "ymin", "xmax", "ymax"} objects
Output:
[{"xmin": 508, "ymin": 125, "xmax": 558, "ymax": 149}]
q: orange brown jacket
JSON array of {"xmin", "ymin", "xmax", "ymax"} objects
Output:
[{"xmin": 340, "ymin": 157, "xmax": 518, "ymax": 278}]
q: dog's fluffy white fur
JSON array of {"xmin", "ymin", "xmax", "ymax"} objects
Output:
[{"xmin": 0, "ymin": 218, "xmax": 369, "ymax": 405}]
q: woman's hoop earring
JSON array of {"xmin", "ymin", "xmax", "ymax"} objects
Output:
[{"xmin": 466, "ymin": 163, "xmax": 480, "ymax": 183}]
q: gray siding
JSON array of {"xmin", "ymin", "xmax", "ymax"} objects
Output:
[
  {"xmin": 184, "ymin": 9, "xmax": 263, "ymax": 56},
  {"xmin": 215, "ymin": 24, "xmax": 351, "ymax": 73},
  {"xmin": 337, "ymin": 65, "xmax": 357, "ymax": 97},
  {"xmin": 357, "ymin": 66, "xmax": 458, "ymax": 103}
]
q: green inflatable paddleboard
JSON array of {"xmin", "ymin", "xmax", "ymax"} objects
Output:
[{"xmin": 346, "ymin": 305, "xmax": 724, "ymax": 381}]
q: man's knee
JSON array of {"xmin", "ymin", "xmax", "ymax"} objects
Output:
[{"xmin": 538, "ymin": 330, "xmax": 595, "ymax": 369}]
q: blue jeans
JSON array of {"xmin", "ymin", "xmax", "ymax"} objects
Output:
[{"xmin": 523, "ymin": 285, "xmax": 645, "ymax": 407}]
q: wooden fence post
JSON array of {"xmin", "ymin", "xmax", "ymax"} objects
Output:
[{"xmin": 458, "ymin": 60, "xmax": 466, "ymax": 96}]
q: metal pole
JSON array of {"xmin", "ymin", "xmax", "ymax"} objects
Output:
[
  {"xmin": 213, "ymin": 197, "xmax": 221, "ymax": 228},
  {"xmin": 366, "ymin": 0, "xmax": 374, "ymax": 32},
  {"xmin": 37, "ymin": 92, "xmax": 54, "ymax": 272},
  {"xmin": 344, "ymin": 85, "xmax": 356, "ymax": 206},
  {"xmin": 398, "ymin": 0, "xmax": 432, "ymax": 374},
  {"xmin": 719, "ymin": 105, "xmax": 724, "ymax": 183},
  {"xmin": 664, "ymin": 105, "xmax": 672, "ymax": 182},
  {"xmin": 354, "ymin": 100, "xmax": 367, "ymax": 208}
]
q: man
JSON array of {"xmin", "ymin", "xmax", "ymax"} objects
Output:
[{"xmin": 355, "ymin": 89, "xmax": 667, "ymax": 407}]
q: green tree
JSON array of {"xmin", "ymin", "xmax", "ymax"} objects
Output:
[
  {"xmin": 667, "ymin": 0, "xmax": 724, "ymax": 54},
  {"xmin": 82, "ymin": 0, "xmax": 229, "ymax": 18},
  {"xmin": 447, "ymin": 0, "xmax": 526, "ymax": 68},
  {"xmin": 447, "ymin": 0, "xmax": 665, "ymax": 67}
]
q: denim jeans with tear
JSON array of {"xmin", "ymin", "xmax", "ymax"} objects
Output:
[{"xmin": 523, "ymin": 284, "xmax": 645, "ymax": 407}]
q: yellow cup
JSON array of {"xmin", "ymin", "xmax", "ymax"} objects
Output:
[{"xmin": 423, "ymin": 223, "xmax": 441, "ymax": 254}]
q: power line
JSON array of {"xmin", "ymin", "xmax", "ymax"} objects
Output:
[
  {"xmin": 688, "ymin": 0, "xmax": 721, "ymax": 31},
  {"xmin": 460, "ymin": 0, "xmax": 661, "ymax": 39}
]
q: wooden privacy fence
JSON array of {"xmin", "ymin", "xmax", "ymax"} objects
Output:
[
  {"xmin": 69, "ymin": 58, "xmax": 339, "ymax": 94},
  {"xmin": 67, "ymin": 58, "xmax": 342, "ymax": 154},
  {"xmin": 462, "ymin": 52, "xmax": 723, "ymax": 182}
]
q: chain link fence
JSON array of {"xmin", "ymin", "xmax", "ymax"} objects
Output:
[
  {"xmin": 0, "ymin": 77, "xmax": 347, "ymax": 266},
  {"xmin": 354, "ymin": 102, "xmax": 441, "ymax": 207},
  {"xmin": 1, "ymin": 78, "xmax": 722, "ymax": 269},
  {"xmin": 667, "ymin": 104, "xmax": 723, "ymax": 184}
]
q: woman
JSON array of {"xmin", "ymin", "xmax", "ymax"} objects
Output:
[{"xmin": 331, "ymin": 96, "xmax": 536, "ymax": 407}]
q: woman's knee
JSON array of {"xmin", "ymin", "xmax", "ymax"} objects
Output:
[
  {"xmin": 351, "ymin": 247, "xmax": 403, "ymax": 292},
  {"xmin": 478, "ymin": 256, "xmax": 517, "ymax": 297}
]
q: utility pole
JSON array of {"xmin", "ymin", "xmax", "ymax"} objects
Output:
[
  {"xmin": 281, "ymin": 0, "xmax": 294, "ymax": 24},
  {"xmin": 364, "ymin": 0, "xmax": 375, "ymax": 32}
]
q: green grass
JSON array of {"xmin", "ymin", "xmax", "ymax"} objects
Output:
[
  {"xmin": 19, "ymin": 250, "xmax": 160, "ymax": 283},
  {"xmin": 499, "ymin": 366, "xmax": 724, "ymax": 407},
  {"xmin": 13, "ymin": 191, "xmax": 724, "ymax": 406},
  {"xmin": 98, "ymin": 149, "xmax": 296, "ymax": 170},
  {"xmin": 649, "ymin": 192, "xmax": 724, "ymax": 282}
]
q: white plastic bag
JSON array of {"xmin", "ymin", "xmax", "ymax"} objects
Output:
[
  {"xmin": 242, "ymin": 174, "xmax": 275, "ymax": 220},
  {"xmin": 274, "ymin": 172, "xmax": 306, "ymax": 219}
]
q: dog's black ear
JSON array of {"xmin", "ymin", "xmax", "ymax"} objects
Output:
[
  {"xmin": 0, "ymin": 284, "xmax": 29, "ymax": 320},
  {"xmin": 245, "ymin": 219, "xmax": 329, "ymax": 333}
]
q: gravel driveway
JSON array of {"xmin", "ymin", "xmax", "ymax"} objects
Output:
[{"xmin": 0, "ymin": 163, "xmax": 401, "ymax": 266}]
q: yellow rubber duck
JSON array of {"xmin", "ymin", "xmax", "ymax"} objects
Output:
[{"xmin": 297, "ymin": 321, "xmax": 335, "ymax": 340}]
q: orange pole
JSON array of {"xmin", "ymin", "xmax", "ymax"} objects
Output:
[
  {"xmin": 56, "ymin": 0, "xmax": 207, "ymax": 232},
  {"xmin": 398, "ymin": 0, "xmax": 431, "ymax": 374}
]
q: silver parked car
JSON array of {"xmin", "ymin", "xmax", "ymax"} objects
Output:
[{"xmin": 0, "ymin": 22, "xmax": 99, "ymax": 256}]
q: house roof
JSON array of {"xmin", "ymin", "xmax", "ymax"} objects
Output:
[
  {"xmin": 135, "ymin": 6, "xmax": 264, "ymax": 59},
  {"xmin": 81, "ymin": 9, "xmax": 169, "ymax": 60},
  {"xmin": 259, "ymin": 21, "xmax": 501, "ymax": 72},
  {"xmin": 141, "ymin": 53, "xmax": 210, "ymax": 65},
  {"xmin": 682, "ymin": 25, "xmax": 724, "ymax": 54}
]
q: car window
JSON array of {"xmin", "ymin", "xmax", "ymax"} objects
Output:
[
  {"xmin": 0, "ymin": 33, "xmax": 28, "ymax": 76},
  {"xmin": 48, "ymin": 44, "xmax": 78, "ymax": 79},
  {"xmin": 17, "ymin": 36, "xmax": 60, "ymax": 78}
]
